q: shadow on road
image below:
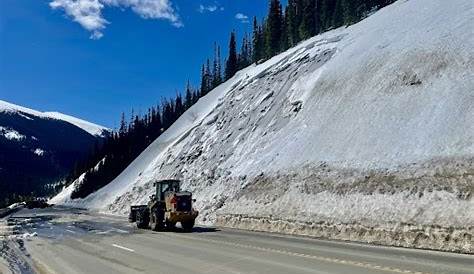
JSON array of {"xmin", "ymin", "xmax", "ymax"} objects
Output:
[
  {"xmin": 154, "ymin": 226, "xmax": 220, "ymax": 234},
  {"xmin": 189, "ymin": 227, "xmax": 220, "ymax": 233}
]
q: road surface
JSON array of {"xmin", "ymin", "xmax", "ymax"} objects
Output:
[{"xmin": 0, "ymin": 207, "xmax": 472, "ymax": 274}]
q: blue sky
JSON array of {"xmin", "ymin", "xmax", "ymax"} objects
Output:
[{"xmin": 0, "ymin": 0, "xmax": 271, "ymax": 129}]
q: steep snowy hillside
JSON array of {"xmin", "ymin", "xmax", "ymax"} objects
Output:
[
  {"xmin": 0, "ymin": 100, "xmax": 109, "ymax": 207},
  {"xmin": 53, "ymin": 0, "xmax": 474, "ymax": 253}
]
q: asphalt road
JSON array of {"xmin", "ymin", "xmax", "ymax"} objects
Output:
[{"xmin": 0, "ymin": 207, "xmax": 472, "ymax": 274}]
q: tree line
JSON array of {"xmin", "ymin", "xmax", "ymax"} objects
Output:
[
  {"xmin": 64, "ymin": 0, "xmax": 395, "ymax": 199},
  {"xmin": 69, "ymin": 83, "xmax": 200, "ymax": 199},
  {"xmin": 201, "ymin": 0, "xmax": 395, "ymax": 85}
]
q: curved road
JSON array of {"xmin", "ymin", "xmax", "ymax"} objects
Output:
[{"xmin": 1, "ymin": 208, "xmax": 472, "ymax": 274}]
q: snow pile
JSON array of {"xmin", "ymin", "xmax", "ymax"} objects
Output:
[
  {"xmin": 0, "ymin": 126, "xmax": 25, "ymax": 141},
  {"xmin": 6, "ymin": 203, "xmax": 25, "ymax": 210},
  {"xmin": 32, "ymin": 149, "xmax": 45, "ymax": 156},
  {"xmin": 0, "ymin": 100, "xmax": 109, "ymax": 137},
  {"xmin": 49, "ymin": 174, "xmax": 86, "ymax": 205},
  {"xmin": 8, "ymin": 232, "xmax": 37, "ymax": 240},
  {"xmin": 53, "ymin": 0, "xmax": 474, "ymax": 252}
]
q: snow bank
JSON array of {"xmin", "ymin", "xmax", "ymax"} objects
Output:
[{"xmin": 53, "ymin": 0, "xmax": 474, "ymax": 252}]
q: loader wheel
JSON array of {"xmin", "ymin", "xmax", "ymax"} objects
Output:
[
  {"xmin": 181, "ymin": 220, "xmax": 194, "ymax": 232},
  {"xmin": 151, "ymin": 211, "xmax": 165, "ymax": 231},
  {"xmin": 151, "ymin": 220, "xmax": 165, "ymax": 231},
  {"xmin": 166, "ymin": 221, "xmax": 176, "ymax": 230}
]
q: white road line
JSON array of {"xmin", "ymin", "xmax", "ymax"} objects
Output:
[
  {"xmin": 65, "ymin": 229, "xmax": 76, "ymax": 234},
  {"xmin": 112, "ymin": 228, "xmax": 129, "ymax": 234},
  {"xmin": 112, "ymin": 244, "xmax": 135, "ymax": 253},
  {"xmin": 96, "ymin": 230, "xmax": 112, "ymax": 235}
]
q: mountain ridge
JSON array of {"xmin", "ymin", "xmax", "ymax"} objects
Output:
[
  {"xmin": 0, "ymin": 99, "xmax": 109, "ymax": 207},
  {"xmin": 0, "ymin": 100, "xmax": 109, "ymax": 137}
]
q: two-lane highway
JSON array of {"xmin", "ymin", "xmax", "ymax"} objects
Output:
[{"xmin": 1, "ymin": 207, "xmax": 472, "ymax": 274}]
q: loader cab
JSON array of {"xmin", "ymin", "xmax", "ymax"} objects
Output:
[{"xmin": 154, "ymin": 180, "xmax": 181, "ymax": 201}]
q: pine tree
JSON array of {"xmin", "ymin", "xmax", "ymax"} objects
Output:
[
  {"xmin": 285, "ymin": 1, "xmax": 296, "ymax": 47},
  {"xmin": 244, "ymin": 34, "xmax": 250, "ymax": 66},
  {"xmin": 193, "ymin": 89, "xmax": 200, "ymax": 103},
  {"xmin": 238, "ymin": 33, "xmax": 252, "ymax": 69},
  {"xmin": 212, "ymin": 43, "xmax": 222, "ymax": 88},
  {"xmin": 161, "ymin": 99, "xmax": 173, "ymax": 129},
  {"xmin": 119, "ymin": 112, "xmax": 127, "ymax": 137},
  {"xmin": 252, "ymin": 17, "xmax": 264, "ymax": 63},
  {"xmin": 200, "ymin": 60, "xmax": 212, "ymax": 97},
  {"xmin": 246, "ymin": 34, "xmax": 253, "ymax": 63},
  {"xmin": 299, "ymin": 0, "xmax": 320, "ymax": 39},
  {"xmin": 174, "ymin": 93, "xmax": 184, "ymax": 117},
  {"xmin": 295, "ymin": 0, "xmax": 304, "ymax": 42},
  {"xmin": 225, "ymin": 31, "xmax": 238, "ymax": 80},
  {"xmin": 286, "ymin": 0, "xmax": 304, "ymax": 46},
  {"xmin": 343, "ymin": 0, "xmax": 361, "ymax": 25},
  {"xmin": 281, "ymin": 8, "xmax": 289, "ymax": 51},
  {"xmin": 151, "ymin": 105, "xmax": 162, "ymax": 134},
  {"xmin": 200, "ymin": 64, "xmax": 207, "ymax": 96},
  {"xmin": 332, "ymin": 0, "xmax": 345, "ymax": 27},
  {"xmin": 184, "ymin": 80, "xmax": 193, "ymax": 109},
  {"xmin": 319, "ymin": 0, "xmax": 334, "ymax": 31},
  {"xmin": 206, "ymin": 59, "xmax": 212, "ymax": 91},
  {"xmin": 265, "ymin": 0, "xmax": 283, "ymax": 57}
]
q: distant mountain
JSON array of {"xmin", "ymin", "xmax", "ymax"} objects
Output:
[
  {"xmin": 0, "ymin": 100, "xmax": 110, "ymax": 206},
  {"xmin": 0, "ymin": 100, "xmax": 108, "ymax": 137}
]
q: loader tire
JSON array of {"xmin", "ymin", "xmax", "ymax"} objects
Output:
[
  {"xmin": 166, "ymin": 221, "xmax": 176, "ymax": 230},
  {"xmin": 151, "ymin": 211, "xmax": 165, "ymax": 231},
  {"xmin": 181, "ymin": 220, "xmax": 194, "ymax": 232}
]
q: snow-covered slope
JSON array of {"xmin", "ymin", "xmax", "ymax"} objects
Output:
[
  {"xmin": 43, "ymin": 111, "xmax": 108, "ymax": 137},
  {"xmin": 0, "ymin": 100, "xmax": 109, "ymax": 137},
  {"xmin": 53, "ymin": 0, "xmax": 474, "ymax": 252},
  {"xmin": 0, "ymin": 100, "xmax": 44, "ymax": 117}
]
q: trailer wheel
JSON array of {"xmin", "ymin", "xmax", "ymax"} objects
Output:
[{"xmin": 136, "ymin": 210, "xmax": 149, "ymax": 229}]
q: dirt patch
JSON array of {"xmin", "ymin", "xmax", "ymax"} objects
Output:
[
  {"xmin": 213, "ymin": 157, "xmax": 473, "ymax": 253},
  {"xmin": 217, "ymin": 214, "xmax": 474, "ymax": 254}
]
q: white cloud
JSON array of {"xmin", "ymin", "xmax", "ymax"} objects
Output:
[
  {"xmin": 49, "ymin": 0, "xmax": 182, "ymax": 39},
  {"xmin": 50, "ymin": 0, "xmax": 108, "ymax": 39},
  {"xmin": 198, "ymin": 2, "xmax": 224, "ymax": 13},
  {"xmin": 198, "ymin": 4, "xmax": 216, "ymax": 13},
  {"xmin": 90, "ymin": 30, "xmax": 103, "ymax": 39},
  {"xmin": 235, "ymin": 13, "xmax": 249, "ymax": 23}
]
